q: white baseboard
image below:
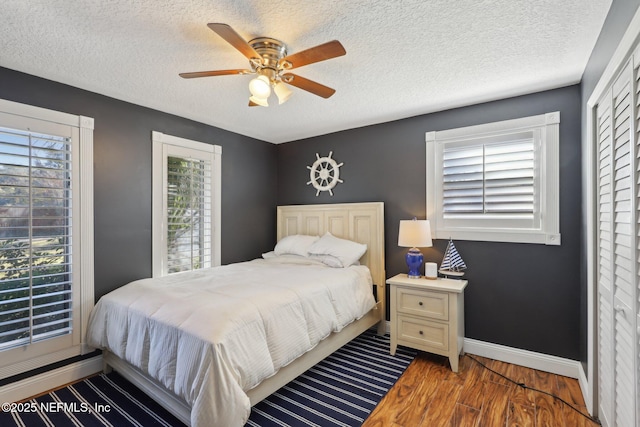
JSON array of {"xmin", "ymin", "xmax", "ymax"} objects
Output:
[
  {"xmin": 383, "ymin": 321, "xmax": 581, "ymax": 380},
  {"xmin": 463, "ymin": 337, "xmax": 582, "ymax": 379},
  {"xmin": 0, "ymin": 355, "xmax": 103, "ymax": 403},
  {"xmin": 578, "ymin": 363, "xmax": 593, "ymax": 414}
]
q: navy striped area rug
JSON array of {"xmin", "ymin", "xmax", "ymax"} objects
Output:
[
  {"xmin": 1, "ymin": 330, "xmax": 415, "ymax": 427},
  {"xmin": 247, "ymin": 330, "xmax": 415, "ymax": 427}
]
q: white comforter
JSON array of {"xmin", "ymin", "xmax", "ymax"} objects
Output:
[{"xmin": 86, "ymin": 258, "xmax": 376, "ymax": 427}]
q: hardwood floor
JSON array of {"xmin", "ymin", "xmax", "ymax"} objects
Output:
[{"xmin": 363, "ymin": 351, "xmax": 600, "ymax": 427}]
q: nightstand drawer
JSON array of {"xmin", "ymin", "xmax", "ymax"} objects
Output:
[
  {"xmin": 397, "ymin": 314, "xmax": 449, "ymax": 351},
  {"xmin": 396, "ymin": 287, "xmax": 448, "ymax": 321}
]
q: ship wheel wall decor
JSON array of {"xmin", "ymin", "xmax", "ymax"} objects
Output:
[{"xmin": 306, "ymin": 152, "xmax": 344, "ymax": 196}]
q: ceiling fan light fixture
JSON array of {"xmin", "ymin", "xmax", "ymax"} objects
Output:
[
  {"xmin": 181, "ymin": 24, "xmax": 346, "ymax": 107},
  {"xmin": 249, "ymin": 95, "xmax": 269, "ymax": 107},
  {"xmin": 249, "ymin": 75, "xmax": 271, "ymax": 99},
  {"xmin": 274, "ymin": 82, "xmax": 293, "ymax": 105}
]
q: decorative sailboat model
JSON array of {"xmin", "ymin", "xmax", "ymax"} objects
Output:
[{"xmin": 439, "ymin": 239, "xmax": 466, "ymax": 278}]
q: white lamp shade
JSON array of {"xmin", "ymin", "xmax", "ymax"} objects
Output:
[
  {"xmin": 274, "ymin": 82, "xmax": 293, "ymax": 104},
  {"xmin": 249, "ymin": 95, "xmax": 269, "ymax": 107},
  {"xmin": 398, "ymin": 219, "xmax": 433, "ymax": 248},
  {"xmin": 249, "ymin": 75, "xmax": 271, "ymax": 98}
]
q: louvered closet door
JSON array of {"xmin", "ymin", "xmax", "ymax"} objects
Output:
[
  {"xmin": 611, "ymin": 63, "xmax": 635, "ymax": 427},
  {"xmin": 597, "ymin": 88, "xmax": 614, "ymax": 427},
  {"xmin": 634, "ymin": 60, "xmax": 640, "ymax": 427},
  {"xmin": 596, "ymin": 59, "xmax": 638, "ymax": 427}
]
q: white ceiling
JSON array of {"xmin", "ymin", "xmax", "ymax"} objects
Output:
[{"xmin": 2, "ymin": 0, "xmax": 611, "ymax": 144}]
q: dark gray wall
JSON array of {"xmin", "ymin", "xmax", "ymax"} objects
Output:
[
  {"xmin": 3, "ymin": 0, "xmax": 636, "ymax": 379},
  {"xmin": 278, "ymin": 85, "xmax": 582, "ymax": 360},
  {"xmin": 0, "ymin": 66, "xmax": 278, "ymax": 301},
  {"xmin": 579, "ymin": 0, "xmax": 640, "ymax": 370},
  {"xmin": 581, "ymin": 0, "xmax": 640, "ymax": 106}
]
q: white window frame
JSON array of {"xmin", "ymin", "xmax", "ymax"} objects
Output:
[
  {"xmin": 426, "ymin": 112, "xmax": 560, "ymax": 245},
  {"xmin": 152, "ymin": 131, "xmax": 221, "ymax": 277},
  {"xmin": 0, "ymin": 98, "xmax": 94, "ymax": 379}
]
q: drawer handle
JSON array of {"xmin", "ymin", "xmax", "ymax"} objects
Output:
[
  {"xmin": 418, "ymin": 301, "xmax": 423, "ymax": 306},
  {"xmin": 419, "ymin": 330, "xmax": 424, "ymax": 335}
]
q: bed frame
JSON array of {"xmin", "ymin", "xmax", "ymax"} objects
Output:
[{"xmin": 102, "ymin": 202, "xmax": 386, "ymax": 426}]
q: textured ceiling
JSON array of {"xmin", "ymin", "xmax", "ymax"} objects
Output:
[{"xmin": 2, "ymin": 0, "xmax": 611, "ymax": 143}]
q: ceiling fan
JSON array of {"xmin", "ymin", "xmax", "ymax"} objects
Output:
[{"xmin": 179, "ymin": 23, "xmax": 346, "ymax": 107}]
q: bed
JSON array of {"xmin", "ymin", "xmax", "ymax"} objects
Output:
[{"xmin": 86, "ymin": 202, "xmax": 386, "ymax": 427}]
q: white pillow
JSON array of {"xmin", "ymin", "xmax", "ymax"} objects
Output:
[
  {"xmin": 309, "ymin": 254, "xmax": 344, "ymax": 268},
  {"xmin": 273, "ymin": 234, "xmax": 319, "ymax": 257},
  {"xmin": 262, "ymin": 254, "xmax": 327, "ymax": 266},
  {"xmin": 307, "ymin": 232, "xmax": 367, "ymax": 267}
]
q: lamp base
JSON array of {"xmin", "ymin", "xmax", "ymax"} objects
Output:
[{"xmin": 405, "ymin": 248, "xmax": 424, "ymax": 279}]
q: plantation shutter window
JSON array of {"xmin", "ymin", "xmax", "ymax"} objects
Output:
[
  {"xmin": 442, "ymin": 134, "xmax": 536, "ymax": 215},
  {"xmin": 166, "ymin": 154, "xmax": 212, "ymax": 274},
  {"xmin": 0, "ymin": 99, "xmax": 94, "ymax": 378},
  {"xmin": 0, "ymin": 128, "xmax": 73, "ymax": 349},
  {"xmin": 426, "ymin": 112, "xmax": 560, "ymax": 245},
  {"xmin": 152, "ymin": 132, "xmax": 221, "ymax": 277}
]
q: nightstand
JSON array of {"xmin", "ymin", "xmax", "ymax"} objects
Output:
[{"xmin": 387, "ymin": 273, "xmax": 467, "ymax": 372}]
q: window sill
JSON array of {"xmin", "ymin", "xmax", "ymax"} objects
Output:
[{"xmin": 433, "ymin": 228, "xmax": 561, "ymax": 245}]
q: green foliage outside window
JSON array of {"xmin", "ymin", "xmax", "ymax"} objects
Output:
[
  {"xmin": 0, "ymin": 131, "xmax": 72, "ymax": 349},
  {"xmin": 166, "ymin": 156, "xmax": 207, "ymax": 273}
]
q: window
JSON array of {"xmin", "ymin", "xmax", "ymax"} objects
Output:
[
  {"xmin": 426, "ymin": 112, "xmax": 560, "ymax": 245},
  {"xmin": 0, "ymin": 99, "xmax": 94, "ymax": 378},
  {"xmin": 152, "ymin": 131, "xmax": 221, "ymax": 277}
]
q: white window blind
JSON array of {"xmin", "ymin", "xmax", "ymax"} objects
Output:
[
  {"xmin": 166, "ymin": 155, "xmax": 212, "ymax": 274},
  {"xmin": 0, "ymin": 127, "xmax": 73, "ymax": 350},
  {"xmin": 152, "ymin": 131, "xmax": 221, "ymax": 277},
  {"xmin": 426, "ymin": 112, "xmax": 560, "ymax": 245},
  {"xmin": 0, "ymin": 99, "xmax": 93, "ymax": 379},
  {"xmin": 442, "ymin": 134, "xmax": 535, "ymax": 216}
]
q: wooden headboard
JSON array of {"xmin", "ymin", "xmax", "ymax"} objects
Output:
[{"xmin": 276, "ymin": 202, "xmax": 385, "ymax": 295}]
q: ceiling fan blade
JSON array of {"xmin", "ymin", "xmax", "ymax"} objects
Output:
[
  {"xmin": 279, "ymin": 40, "xmax": 346, "ymax": 69},
  {"xmin": 282, "ymin": 73, "xmax": 336, "ymax": 98},
  {"xmin": 248, "ymin": 100, "xmax": 259, "ymax": 107},
  {"xmin": 179, "ymin": 69, "xmax": 251, "ymax": 79},
  {"xmin": 207, "ymin": 23, "xmax": 261, "ymax": 60}
]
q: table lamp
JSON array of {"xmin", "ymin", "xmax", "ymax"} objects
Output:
[{"xmin": 398, "ymin": 218, "xmax": 433, "ymax": 278}]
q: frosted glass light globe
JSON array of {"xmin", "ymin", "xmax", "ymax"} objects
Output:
[{"xmin": 249, "ymin": 75, "xmax": 271, "ymax": 98}]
